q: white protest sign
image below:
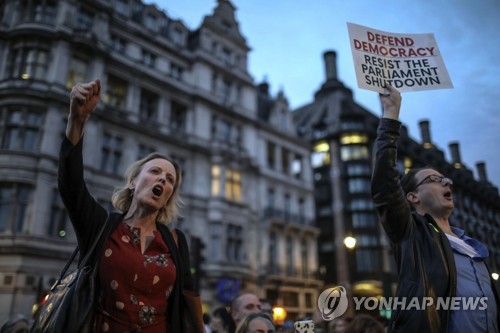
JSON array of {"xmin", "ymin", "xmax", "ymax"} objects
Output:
[{"xmin": 347, "ymin": 22, "xmax": 453, "ymax": 93}]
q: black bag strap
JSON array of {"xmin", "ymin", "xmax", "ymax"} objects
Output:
[{"xmin": 54, "ymin": 222, "xmax": 109, "ymax": 285}]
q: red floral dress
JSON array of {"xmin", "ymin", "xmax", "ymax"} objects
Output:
[{"xmin": 93, "ymin": 222, "xmax": 176, "ymax": 333}]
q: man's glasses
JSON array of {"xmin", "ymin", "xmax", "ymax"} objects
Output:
[{"xmin": 411, "ymin": 174, "xmax": 453, "ymax": 192}]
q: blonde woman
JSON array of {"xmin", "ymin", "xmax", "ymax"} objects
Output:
[{"xmin": 59, "ymin": 79, "xmax": 202, "ymax": 332}]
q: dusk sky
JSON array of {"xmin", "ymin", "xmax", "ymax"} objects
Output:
[{"xmin": 154, "ymin": 0, "xmax": 500, "ymax": 188}]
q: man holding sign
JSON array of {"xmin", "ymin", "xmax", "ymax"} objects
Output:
[
  {"xmin": 371, "ymin": 85, "xmax": 499, "ymax": 333},
  {"xmin": 347, "ymin": 23, "xmax": 453, "ymax": 93}
]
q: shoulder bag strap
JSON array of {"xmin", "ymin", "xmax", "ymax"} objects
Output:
[{"xmin": 56, "ymin": 220, "xmax": 109, "ymax": 282}]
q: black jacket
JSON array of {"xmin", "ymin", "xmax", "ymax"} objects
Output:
[
  {"xmin": 58, "ymin": 137, "xmax": 195, "ymax": 332},
  {"xmin": 372, "ymin": 118, "xmax": 456, "ymax": 332}
]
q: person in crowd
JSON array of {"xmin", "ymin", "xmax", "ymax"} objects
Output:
[
  {"xmin": 211, "ymin": 307, "xmax": 236, "ymax": 333},
  {"xmin": 204, "ymin": 313, "xmax": 213, "ymax": 333},
  {"xmin": 327, "ymin": 317, "xmax": 349, "ymax": 333},
  {"xmin": 371, "ymin": 84, "xmax": 499, "ymax": 332},
  {"xmin": 260, "ymin": 299, "xmax": 274, "ymax": 322},
  {"xmin": 59, "ymin": 79, "xmax": 201, "ymax": 332},
  {"xmin": 230, "ymin": 293, "xmax": 262, "ymax": 326},
  {"xmin": 344, "ymin": 314, "xmax": 384, "ymax": 333},
  {"xmin": 0, "ymin": 314, "xmax": 29, "ymax": 333},
  {"xmin": 235, "ymin": 313, "xmax": 274, "ymax": 333}
]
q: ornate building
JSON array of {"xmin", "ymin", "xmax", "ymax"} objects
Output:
[{"xmin": 0, "ymin": 0, "xmax": 321, "ymax": 322}]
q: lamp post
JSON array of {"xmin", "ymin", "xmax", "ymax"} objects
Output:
[
  {"xmin": 343, "ymin": 236, "xmax": 357, "ymax": 250},
  {"xmin": 272, "ymin": 306, "xmax": 287, "ymax": 326}
]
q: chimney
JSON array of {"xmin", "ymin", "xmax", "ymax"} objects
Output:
[
  {"xmin": 323, "ymin": 50, "xmax": 338, "ymax": 81},
  {"xmin": 476, "ymin": 161, "xmax": 488, "ymax": 182},
  {"xmin": 418, "ymin": 120, "xmax": 432, "ymax": 149},
  {"xmin": 258, "ymin": 81, "xmax": 269, "ymax": 95},
  {"xmin": 448, "ymin": 141, "xmax": 462, "ymax": 168}
]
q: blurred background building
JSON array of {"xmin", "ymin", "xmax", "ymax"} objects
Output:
[{"xmin": 0, "ymin": 0, "xmax": 499, "ymax": 324}]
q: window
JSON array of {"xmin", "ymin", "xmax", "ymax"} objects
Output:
[
  {"xmin": 291, "ymin": 154, "xmax": 303, "ymax": 179},
  {"xmin": 211, "ymin": 165, "xmax": 221, "ymax": 196},
  {"xmin": 218, "ymin": 120, "xmax": 231, "ymax": 142},
  {"xmin": 311, "ymin": 141, "xmax": 330, "ymax": 167},
  {"xmin": 356, "ymin": 249, "xmax": 380, "ymax": 272},
  {"xmin": 141, "ymin": 49, "xmax": 156, "ymax": 68},
  {"xmin": 352, "ymin": 212, "xmax": 378, "ymax": 229},
  {"xmin": 267, "ymin": 188, "xmax": 275, "ymax": 210},
  {"xmin": 284, "ymin": 194, "xmax": 291, "ymax": 222},
  {"xmin": 350, "ymin": 199, "xmax": 374, "ymax": 210},
  {"xmin": 211, "ymin": 118, "xmax": 241, "ymax": 145},
  {"xmin": 115, "ymin": 0, "xmax": 129, "ymax": 15},
  {"xmin": 169, "ymin": 63, "xmax": 183, "ymax": 80},
  {"xmin": 348, "ymin": 178, "xmax": 371, "ymax": 193},
  {"xmin": 170, "ymin": 101, "xmax": 187, "ymax": 131},
  {"xmin": 269, "ymin": 232, "xmax": 278, "ymax": 273},
  {"xmin": 210, "ymin": 223, "xmax": 222, "ymax": 260},
  {"xmin": 281, "ymin": 147, "xmax": 290, "ymax": 175},
  {"xmin": 26, "ymin": 0, "xmax": 57, "ymax": 23},
  {"xmin": 1, "ymin": 108, "xmax": 42, "ymax": 152},
  {"xmin": 225, "ymin": 168, "xmax": 241, "ymax": 202},
  {"xmin": 298, "ymin": 198, "xmax": 306, "ymax": 225},
  {"xmin": 267, "ymin": 141, "xmax": 276, "ymax": 169},
  {"xmin": 235, "ymin": 125, "xmax": 242, "ymax": 146},
  {"xmin": 340, "ymin": 133, "xmax": 368, "ymax": 145},
  {"xmin": 100, "ymin": 133, "xmax": 123, "ymax": 173},
  {"xmin": 66, "ymin": 57, "xmax": 88, "ymax": 89},
  {"xmin": 171, "ymin": 27, "xmax": 183, "ymax": 45},
  {"xmin": 8, "ymin": 44, "xmax": 50, "ymax": 80},
  {"xmin": 340, "ymin": 145, "xmax": 369, "ymax": 161},
  {"xmin": 144, "ymin": 12, "xmax": 156, "ymax": 31},
  {"xmin": 357, "ymin": 234, "xmax": 379, "ymax": 247},
  {"xmin": 110, "ymin": 35, "xmax": 127, "ymax": 53},
  {"xmin": 77, "ymin": 7, "xmax": 94, "ymax": 30},
  {"xmin": 211, "ymin": 74, "xmax": 217, "ymax": 93},
  {"xmin": 104, "ymin": 75, "xmax": 127, "ymax": 108},
  {"xmin": 139, "ymin": 89, "xmax": 159, "ymax": 122},
  {"xmin": 49, "ymin": 189, "xmax": 68, "ymax": 237},
  {"xmin": 221, "ymin": 79, "xmax": 231, "ymax": 101},
  {"xmin": 0, "ymin": 183, "xmax": 31, "ymax": 233},
  {"xmin": 347, "ymin": 164, "xmax": 371, "ymax": 176},
  {"xmin": 137, "ymin": 144, "xmax": 155, "ymax": 160},
  {"xmin": 221, "ymin": 47, "xmax": 231, "ymax": 65},
  {"xmin": 226, "ymin": 225, "xmax": 243, "ymax": 262},
  {"xmin": 286, "ymin": 236, "xmax": 294, "ymax": 275},
  {"xmin": 283, "ymin": 291, "xmax": 299, "ymax": 307},
  {"xmin": 301, "ymin": 239, "xmax": 308, "ymax": 277}
]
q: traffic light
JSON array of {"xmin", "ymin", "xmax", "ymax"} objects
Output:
[{"xmin": 191, "ymin": 236, "xmax": 206, "ymax": 293}]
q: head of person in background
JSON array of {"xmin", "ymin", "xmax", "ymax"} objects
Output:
[
  {"xmin": 231, "ymin": 293, "xmax": 262, "ymax": 326},
  {"xmin": 328, "ymin": 317, "xmax": 349, "ymax": 333},
  {"xmin": 204, "ymin": 312, "xmax": 213, "ymax": 333},
  {"xmin": 235, "ymin": 312, "xmax": 274, "ymax": 333},
  {"xmin": 345, "ymin": 314, "xmax": 385, "ymax": 333},
  {"xmin": 211, "ymin": 306, "xmax": 236, "ymax": 333},
  {"xmin": 0, "ymin": 314, "xmax": 30, "ymax": 333},
  {"xmin": 259, "ymin": 299, "xmax": 274, "ymax": 322}
]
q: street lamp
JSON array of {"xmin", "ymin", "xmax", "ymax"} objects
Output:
[
  {"xmin": 492, "ymin": 273, "xmax": 499, "ymax": 280},
  {"xmin": 272, "ymin": 306, "xmax": 287, "ymax": 325},
  {"xmin": 344, "ymin": 236, "xmax": 356, "ymax": 249}
]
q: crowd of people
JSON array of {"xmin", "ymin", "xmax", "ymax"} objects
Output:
[
  {"xmin": 2, "ymin": 79, "xmax": 498, "ymax": 332},
  {"xmin": 1, "ymin": 300, "xmax": 388, "ymax": 333},
  {"xmin": 196, "ymin": 292, "xmax": 387, "ymax": 333}
]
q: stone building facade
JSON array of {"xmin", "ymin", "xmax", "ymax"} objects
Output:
[{"xmin": 0, "ymin": 0, "xmax": 321, "ymax": 322}]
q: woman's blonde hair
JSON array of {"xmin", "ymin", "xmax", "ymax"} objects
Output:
[
  {"xmin": 235, "ymin": 312, "xmax": 274, "ymax": 333},
  {"xmin": 111, "ymin": 153, "xmax": 183, "ymax": 224}
]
